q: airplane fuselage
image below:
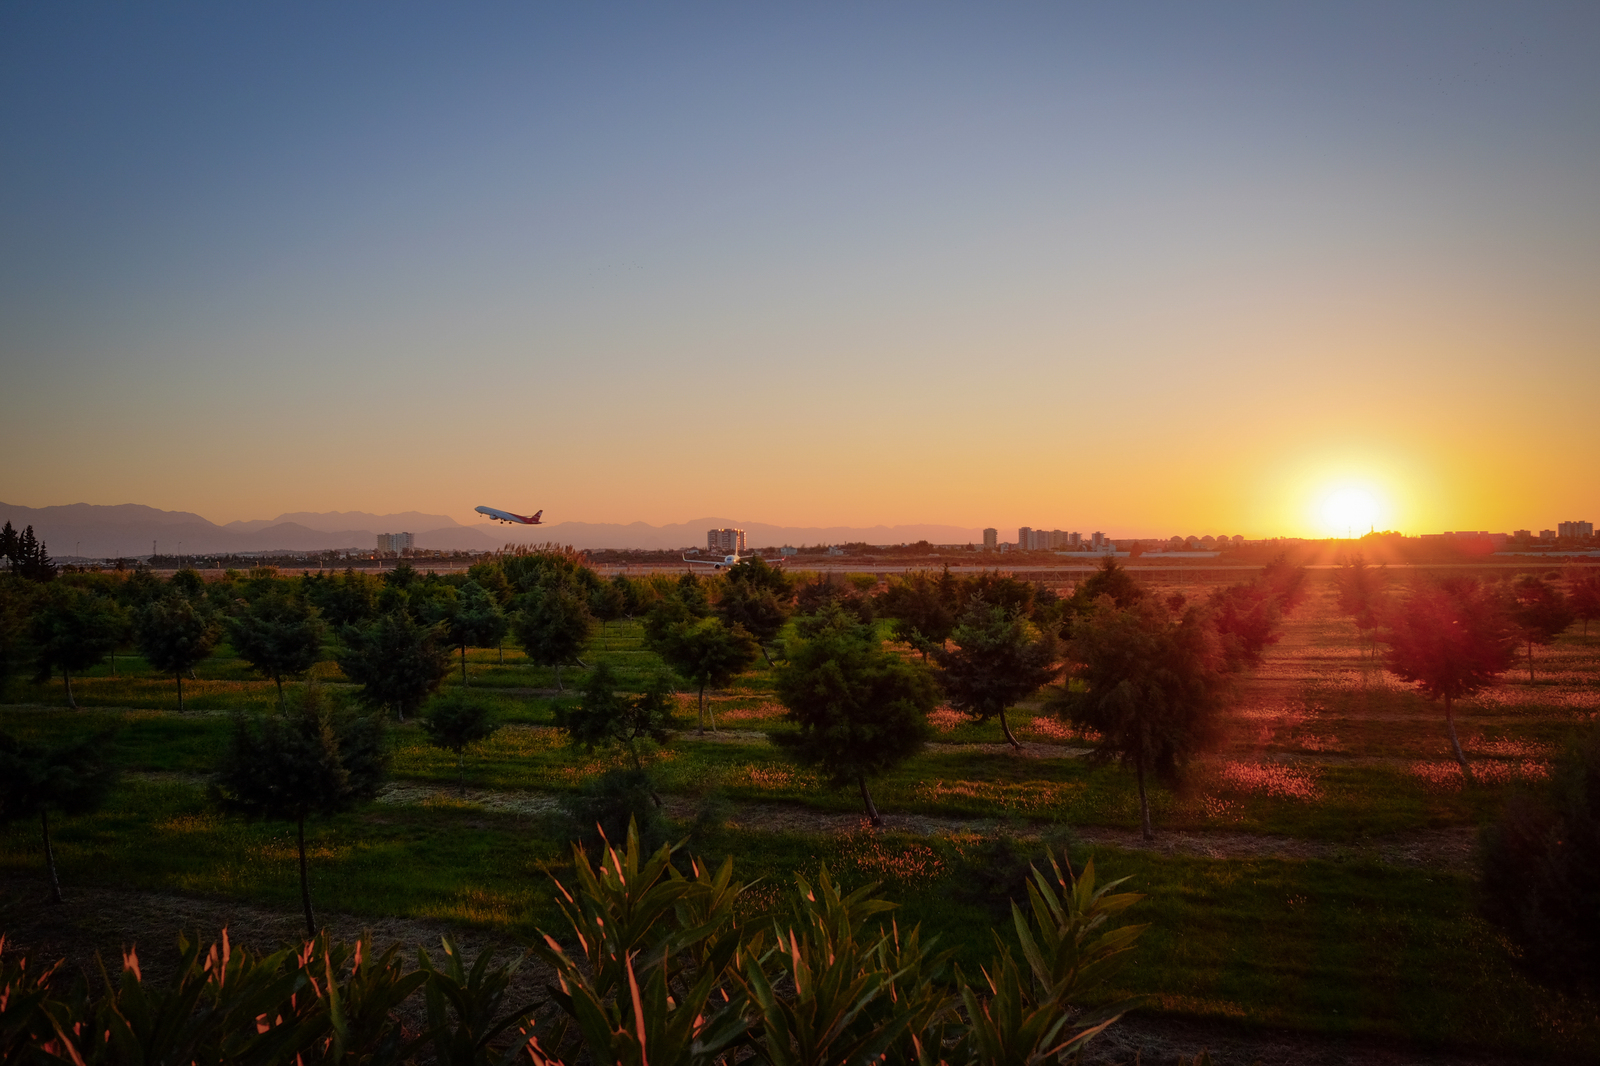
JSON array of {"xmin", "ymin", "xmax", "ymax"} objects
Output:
[{"xmin": 476, "ymin": 505, "xmax": 543, "ymax": 525}]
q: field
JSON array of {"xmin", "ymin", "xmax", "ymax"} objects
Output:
[{"xmin": 4, "ymin": 570, "xmax": 1599, "ymax": 1063}]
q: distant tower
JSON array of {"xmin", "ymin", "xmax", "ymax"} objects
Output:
[
  {"xmin": 708, "ymin": 528, "xmax": 745, "ymax": 553},
  {"xmin": 982, "ymin": 528, "xmax": 998, "ymax": 551}
]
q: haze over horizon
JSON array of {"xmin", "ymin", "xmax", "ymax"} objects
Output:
[{"xmin": 3, "ymin": 3, "xmax": 1597, "ymax": 537}]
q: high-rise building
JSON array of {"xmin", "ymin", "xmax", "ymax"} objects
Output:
[
  {"xmin": 1558, "ymin": 520, "xmax": 1593, "ymax": 538},
  {"xmin": 1018, "ymin": 526, "xmax": 1033, "ymax": 550},
  {"xmin": 376, "ymin": 532, "xmax": 414, "ymax": 553},
  {"xmin": 708, "ymin": 528, "xmax": 746, "ymax": 553},
  {"xmin": 982, "ymin": 528, "xmax": 997, "ymax": 550}
]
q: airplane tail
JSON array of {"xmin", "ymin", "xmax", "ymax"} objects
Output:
[{"xmin": 530, "ymin": 510, "xmax": 542, "ymax": 524}]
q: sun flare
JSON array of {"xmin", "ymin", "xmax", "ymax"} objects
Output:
[{"xmin": 1318, "ymin": 486, "xmax": 1383, "ymax": 538}]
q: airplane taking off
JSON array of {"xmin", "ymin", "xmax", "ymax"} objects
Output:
[{"xmin": 476, "ymin": 506, "xmax": 543, "ymax": 525}]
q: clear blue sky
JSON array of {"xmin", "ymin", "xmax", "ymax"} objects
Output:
[{"xmin": 3, "ymin": 2, "xmax": 1597, "ymax": 535}]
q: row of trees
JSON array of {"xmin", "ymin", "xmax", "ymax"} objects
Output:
[{"xmin": 0, "ymin": 522, "xmax": 56, "ymax": 582}]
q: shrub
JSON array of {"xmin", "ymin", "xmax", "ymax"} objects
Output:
[
  {"xmin": 1480, "ymin": 722, "xmax": 1600, "ymax": 990},
  {"xmin": 560, "ymin": 767, "xmax": 671, "ymax": 854}
]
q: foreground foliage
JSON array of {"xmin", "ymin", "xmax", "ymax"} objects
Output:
[
  {"xmin": 1480, "ymin": 721, "xmax": 1600, "ymax": 991},
  {"xmin": 2, "ymin": 822, "xmax": 1145, "ymax": 1065}
]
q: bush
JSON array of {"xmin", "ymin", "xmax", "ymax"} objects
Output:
[
  {"xmin": 950, "ymin": 826, "xmax": 1079, "ymax": 918},
  {"xmin": 559, "ymin": 767, "xmax": 670, "ymax": 854},
  {"xmin": 1480, "ymin": 722, "xmax": 1600, "ymax": 990}
]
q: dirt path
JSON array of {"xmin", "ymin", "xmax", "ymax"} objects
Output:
[{"xmin": 359, "ymin": 778, "xmax": 1480, "ymax": 871}]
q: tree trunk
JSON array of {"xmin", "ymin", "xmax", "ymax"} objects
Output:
[
  {"xmin": 458, "ymin": 753, "xmax": 466, "ymax": 797},
  {"xmin": 1135, "ymin": 759, "xmax": 1153, "ymax": 841},
  {"xmin": 858, "ymin": 775, "xmax": 883, "ymax": 828},
  {"xmin": 176, "ymin": 672, "xmax": 184, "ymax": 712},
  {"xmin": 63, "ymin": 667, "xmax": 76, "ymax": 710},
  {"xmin": 1444, "ymin": 695, "xmax": 1474, "ymax": 784},
  {"xmin": 42, "ymin": 809, "xmax": 63, "ymax": 904},
  {"xmin": 498, "ymin": 640, "xmax": 504, "ymax": 665},
  {"xmin": 554, "ymin": 664, "xmax": 563, "ymax": 692},
  {"xmin": 274, "ymin": 675, "xmax": 284, "ymax": 710},
  {"xmin": 297, "ymin": 815, "xmax": 316, "ymax": 938},
  {"xmin": 462, "ymin": 645, "xmax": 469, "ymax": 687},
  {"xmin": 109, "ymin": 648, "xmax": 116, "ymax": 677},
  {"xmin": 698, "ymin": 683, "xmax": 707, "ymax": 734},
  {"xmin": 1527, "ymin": 641, "xmax": 1535, "ymax": 683},
  {"xmin": 998, "ymin": 706, "xmax": 1021, "ymax": 750}
]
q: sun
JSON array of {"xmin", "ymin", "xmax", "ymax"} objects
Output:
[{"xmin": 1318, "ymin": 486, "xmax": 1383, "ymax": 538}]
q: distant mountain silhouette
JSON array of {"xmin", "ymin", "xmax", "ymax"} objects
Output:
[
  {"xmin": 224, "ymin": 510, "xmax": 462, "ymax": 534},
  {"xmin": 0, "ymin": 502, "xmax": 498, "ymax": 558},
  {"xmin": 0, "ymin": 502, "xmax": 984, "ymax": 558}
]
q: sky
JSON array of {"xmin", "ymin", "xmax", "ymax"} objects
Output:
[{"xmin": 2, "ymin": 2, "xmax": 1597, "ymax": 539}]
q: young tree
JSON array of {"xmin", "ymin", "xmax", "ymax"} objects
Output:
[
  {"xmin": 723, "ymin": 555, "xmax": 796, "ymax": 599},
  {"xmin": 1379, "ymin": 578, "xmax": 1516, "ymax": 781},
  {"xmin": 307, "ymin": 568, "xmax": 380, "ymax": 630},
  {"xmin": 1259, "ymin": 552, "xmax": 1310, "ymax": 613},
  {"xmin": 1480, "ymin": 721, "xmax": 1600, "ymax": 990},
  {"xmin": 0, "ymin": 577, "xmax": 37, "ymax": 688},
  {"xmin": 588, "ymin": 580, "xmax": 626, "ymax": 649},
  {"xmin": 793, "ymin": 573, "xmax": 871, "ymax": 622},
  {"xmin": 1336, "ymin": 554, "xmax": 1388, "ymax": 656},
  {"xmin": 608, "ymin": 571, "xmax": 647, "ymax": 620},
  {"xmin": 421, "ymin": 693, "xmax": 500, "ymax": 795},
  {"xmin": 211, "ymin": 691, "xmax": 388, "ymax": 936},
  {"xmin": 1058, "ymin": 597, "xmax": 1228, "ymax": 839},
  {"xmin": 1205, "ymin": 581, "xmax": 1284, "ymax": 671},
  {"xmin": 337, "ymin": 611, "xmax": 451, "ymax": 721},
  {"xmin": 714, "ymin": 580, "xmax": 790, "ymax": 664},
  {"xmin": 14, "ymin": 526, "xmax": 57, "ymax": 583},
  {"xmin": 934, "ymin": 598, "xmax": 1059, "ymax": 749},
  {"xmin": 774, "ymin": 606, "xmax": 937, "ymax": 825},
  {"xmin": 558, "ymin": 663, "xmax": 677, "ymax": 804},
  {"xmin": 512, "ymin": 582, "xmax": 593, "ymax": 692},
  {"xmin": 1567, "ymin": 568, "xmax": 1600, "ymax": 637},
  {"xmin": 135, "ymin": 594, "xmax": 219, "ymax": 711},
  {"xmin": 30, "ymin": 585, "xmax": 124, "ymax": 709},
  {"xmin": 648, "ymin": 615, "xmax": 759, "ymax": 733},
  {"xmin": 0, "ymin": 521, "xmax": 18, "ymax": 571},
  {"xmin": 875, "ymin": 570, "xmax": 956, "ymax": 659},
  {"xmin": 228, "ymin": 591, "xmax": 328, "ymax": 707},
  {"xmin": 425, "ymin": 581, "xmax": 508, "ymax": 686},
  {"xmin": 0, "ymin": 729, "xmax": 118, "ymax": 903},
  {"xmin": 1509, "ymin": 576, "xmax": 1576, "ymax": 682}
]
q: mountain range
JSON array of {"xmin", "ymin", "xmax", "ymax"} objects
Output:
[{"xmin": 0, "ymin": 502, "xmax": 985, "ymax": 558}]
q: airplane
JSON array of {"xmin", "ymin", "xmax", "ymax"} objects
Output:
[
  {"xmin": 476, "ymin": 506, "xmax": 543, "ymax": 525},
  {"xmin": 683, "ymin": 550, "xmax": 766, "ymax": 571}
]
